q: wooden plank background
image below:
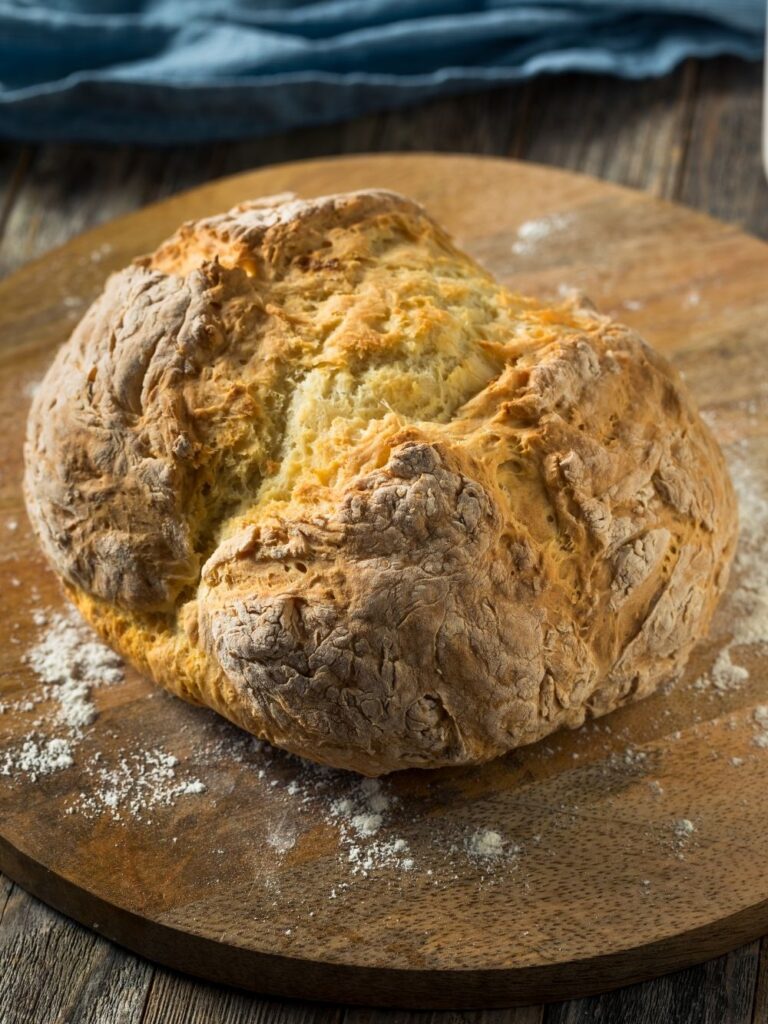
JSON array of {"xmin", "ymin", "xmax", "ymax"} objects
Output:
[{"xmin": 1, "ymin": 55, "xmax": 767, "ymax": 1024}]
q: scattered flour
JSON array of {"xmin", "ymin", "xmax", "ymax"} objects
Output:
[
  {"xmin": 625, "ymin": 746, "xmax": 647, "ymax": 766},
  {"xmin": 512, "ymin": 212, "xmax": 573, "ymax": 255},
  {"xmin": 89, "ymin": 242, "xmax": 113, "ymax": 263},
  {"xmin": 709, "ymin": 647, "xmax": 750, "ymax": 692},
  {"xmin": 694, "ymin": 447, "xmax": 768, "ymax": 693},
  {"xmin": 72, "ymin": 748, "xmax": 206, "ymax": 822},
  {"xmin": 672, "ymin": 818, "xmax": 696, "ymax": 859},
  {"xmin": 0, "ymin": 694, "xmax": 44, "ymax": 716},
  {"xmin": 556, "ymin": 283, "xmax": 580, "ymax": 299},
  {"xmin": 728, "ymin": 452, "xmax": 768, "ymax": 647},
  {"xmin": 180, "ymin": 779, "xmax": 206, "ymax": 795},
  {"xmin": 1, "ymin": 606, "xmax": 206, "ymax": 821},
  {"xmin": 753, "ymin": 706, "xmax": 768, "ymax": 748},
  {"xmin": 0, "ymin": 736, "xmax": 73, "ymax": 781},
  {"xmin": 24, "ymin": 608, "xmax": 124, "ymax": 733},
  {"xmin": 347, "ymin": 836, "xmax": 414, "ymax": 874},
  {"xmin": 468, "ymin": 829, "xmax": 506, "ymax": 859},
  {"xmin": 267, "ymin": 830, "xmax": 297, "ymax": 854},
  {"xmin": 350, "ymin": 812, "xmax": 382, "ymax": 836},
  {"xmin": 326, "ymin": 777, "xmax": 414, "ymax": 874}
]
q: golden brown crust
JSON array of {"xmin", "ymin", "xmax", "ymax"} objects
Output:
[{"xmin": 24, "ymin": 190, "xmax": 738, "ymax": 775}]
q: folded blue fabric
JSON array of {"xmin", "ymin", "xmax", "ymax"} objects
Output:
[{"xmin": 0, "ymin": 1, "xmax": 764, "ymax": 143}]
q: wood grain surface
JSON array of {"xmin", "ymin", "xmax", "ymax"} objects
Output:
[
  {"xmin": 1, "ymin": 57, "xmax": 767, "ymax": 1024},
  {"xmin": 1, "ymin": 149, "xmax": 767, "ymax": 1011}
]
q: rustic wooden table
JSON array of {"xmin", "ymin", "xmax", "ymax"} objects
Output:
[{"xmin": 1, "ymin": 55, "xmax": 767, "ymax": 1024}]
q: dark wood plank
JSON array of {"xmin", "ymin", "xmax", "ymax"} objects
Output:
[
  {"xmin": 543, "ymin": 941, "xmax": 761, "ymax": 1024},
  {"xmin": 517, "ymin": 63, "xmax": 697, "ymax": 198},
  {"xmin": 0, "ymin": 91, "xmax": 535, "ymax": 278},
  {"xmin": 747, "ymin": 938, "xmax": 768, "ymax": 1024},
  {"xmin": 0, "ymin": 139, "xmax": 345, "ymax": 277},
  {"xmin": 2, "ymin": 57, "xmax": 766, "ymax": 282},
  {"xmin": 344, "ymin": 1006, "xmax": 545, "ymax": 1024},
  {"xmin": 0, "ymin": 143, "xmax": 215, "ymax": 276},
  {"xmin": 334, "ymin": 87, "xmax": 530, "ymax": 158},
  {"xmin": 0, "ymin": 884, "xmax": 153, "ymax": 1024},
  {"xmin": 140, "ymin": 972, "xmax": 344, "ymax": 1024},
  {"xmin": 678, "ymin": 58, "xmax": 768, "ymax": 241},
  {"xmin": 0, "ymin": 873, "xmax": 12, "ymax": 927},
  {"xmin": 0, "ymin": 144, "xmax": 32, "ymax": 242}
]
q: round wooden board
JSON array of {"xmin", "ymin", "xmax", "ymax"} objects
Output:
[{"xmin": 1, "ymin": 154, "xmax": 767, "ymax": 1009}]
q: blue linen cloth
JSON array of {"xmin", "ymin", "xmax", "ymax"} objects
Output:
[{"xmin": 0, "ymin": 1, "xmax": 764, "ymax": 143}]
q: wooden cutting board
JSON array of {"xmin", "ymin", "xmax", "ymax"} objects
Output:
[{"xmin": 1, "ymin": 154, "xmax": 767, "ymax": 1010}]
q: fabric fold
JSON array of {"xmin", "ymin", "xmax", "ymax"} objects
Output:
[{"xmin": 0, "ymin": 0, "xmax": 763, "ymax": 142}]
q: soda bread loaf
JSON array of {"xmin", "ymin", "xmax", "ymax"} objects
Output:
[{"xmin": 24, "ymin": 190, "xmax": 738, "ymax": 775}]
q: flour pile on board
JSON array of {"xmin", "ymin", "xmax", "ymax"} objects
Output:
[
  {"xmin": 674, "ymin": 818, "xmax": 695, "ymax": 838},
  {"xmin": 695, "ymin": 445, "xmax": 768, "ymax": 692},
  {"xmin": 672, "ymin": 817, "xmax": 696, "ymax": 859},
  {"xmin": 1, "ymin": 607, "xmax": 125, "ymax": 780},
  {"xmin": 1, "ymin": 606, "xmax": 206, "ymax": 821},
  {"xmin": 512, "ymin": 212, "xmax": 573, "ymax": 255},
  {"xmin": 25, "ymin": 608, "xmax": 124, "ymax": 732},
  {"xmin": 0, "ymin": 736, "xmax": 73, "ymax": 781},
  {"xmin": 326, "ymin": 778, "xmax": 414, "ymax": 874},
  {"xmin": 329, "ymin": 777, "xmax": 391, "ymax": 837},
  {"xmin": 467, "ymin": 828, "xmax": 506, "ymax": 859},
  {"xmin": 267, "ymin": 829, "xmax": 297, "ymax": 854},
  {"xmin": 753, "ymin": 706, "xmax": 768, "ymax": 748}
]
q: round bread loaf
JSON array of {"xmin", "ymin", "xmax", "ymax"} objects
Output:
[{"xmin": 24, "ymin": 190, "xmax": 737, "ymax": 775}]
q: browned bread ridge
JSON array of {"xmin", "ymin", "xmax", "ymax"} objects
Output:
[{"xmin": 24, "ymin": 190, "xmax": 738, "ymax": 775}]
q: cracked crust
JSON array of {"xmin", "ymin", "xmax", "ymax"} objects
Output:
[{"xmin": 24, "ymin": 189, "xmax": 738, "ymax": 775}]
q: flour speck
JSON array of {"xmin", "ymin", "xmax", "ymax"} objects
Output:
[
  {"xmin": 0, "ymin": 736, "xmax": 73, "ymax": 781},
  {"xmin": 694, "ymin": 447, "xmax": 768, "ymax": 693},
  {"xmin": 1, "ymin": 606, "xmax": 206, "ymax": 822},
  {"xmin": 24, "ymin": 608, "xmax": 123, "ymax": 734},
  {"xmin": 512, "ymin": 212, "xmax": 573, "ymax": 255},
  {"xmin": 468, "ymin": 829, "xmax": 506, "ymax": 859}
]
